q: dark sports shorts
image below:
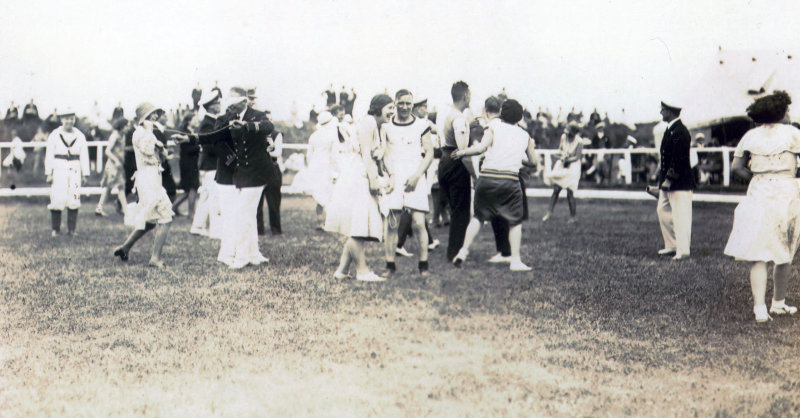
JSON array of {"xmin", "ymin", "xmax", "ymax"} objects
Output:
[{"xmin": 473, "ymin": 171, "xmax": 524, "ymax": 226}]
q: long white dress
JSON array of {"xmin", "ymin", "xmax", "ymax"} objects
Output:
[
  {"xmin": 724, "ymin": 124, "xmax": 800, "ymax": 264},
  {"xmin": 125, "ymin": 125, "xmax": 174, "ymax": 230},
  {"xmin": 300, "ymin": 122, "xmax": 339, "ymax": 206},
  {"xmin": 543, "ymin": 134, "xmax": 582, "ymax": 191},
  {"xmin": 323, "ymin": 117, "xmax": 383, "ymax": 240}
]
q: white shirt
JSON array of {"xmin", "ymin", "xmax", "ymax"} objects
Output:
[
  {"xmin": 44, "ymin": 126, "xmax": 90, "ymax": 176},
  {"xmin": 381, "ymin": 116, "xmax": 430, "ymax": 174},
  {"xmin": 481, "ymin": 119, "xmax": 531, "ymax": 173}
]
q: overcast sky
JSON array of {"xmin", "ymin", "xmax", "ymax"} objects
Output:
[{"xmin": 0, "ymin": 0, "xmax": 797, "ymax": 123}]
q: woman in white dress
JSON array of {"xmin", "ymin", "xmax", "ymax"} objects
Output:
[
  {"xmin": 113, "ymin": 103, "xmax": 174, "ymax": 268},
  {"xmin": 724, "ymin": 91, "xmax": 800, "ymax": 322},
  {"xmin": 304, "ymin": 111, "xmax": 339, "ymax": 228},
  {"xmin": 542, "ymin": 121, "xmax": 583, "ymax": 223},
  {"xmin": 324, "ymin": 94, "xmax": 395, "ymax": 282}
]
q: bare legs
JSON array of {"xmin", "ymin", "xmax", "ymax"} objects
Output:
[
  {"xmin": 411, "ymin": 211, "xmax": 429, "ymax": 264},
  {"xmin": 383, "ymin": 211, "xmax": 400, "ymax": 266},
  {"xmin": 97, "ymin": 187, "xmax": 127, "ymax": 215},
  {"xmin": 114, "ymin": 222, "xmax": 171, "ymax": 267},
  {"xmin": 749, "ymin": 262, "xmax": 768, "ymax": 309},
  {"xmin": 172, "ymin": 189, "xmax": 197, "ymax": 217},
  {"xmin": 543, "ymin": 186, "xmax": 576, "ymax": 221},
  {"xmin": 335, "ymin": 237, "xmax": 375, "ymax": 278},
  {"xmin": 750, "ymin": 262, "xmax": 796, "ymax": 321}
]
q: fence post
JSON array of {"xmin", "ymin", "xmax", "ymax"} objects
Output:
[
  {"xmin": 543, "ymin": 152, "xmax": 552, "ymax": 178},
  {"xmin": 96, "ymin": 144, "xmax": 104, "ymax": 173},
  {"xmin": 624, "ymin": 148, "xmax": 632, "ymax": 185},
  {"xmin": 722, "ymin": 147, "xmax": 730, "ymax": 187}
]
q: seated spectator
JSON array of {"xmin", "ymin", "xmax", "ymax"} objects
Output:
[{"xmin": 698, "ymin": 137, "xmax": 723, "ymax": 185}]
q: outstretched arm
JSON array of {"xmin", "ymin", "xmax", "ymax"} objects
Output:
[{"xmin": 453, "ymin": 126, "xmax": 493, "ymax": 159}]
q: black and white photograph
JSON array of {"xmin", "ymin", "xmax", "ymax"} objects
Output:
[{"xmin": 2, "ymin": 0, "xmax": 800, "ymax": 415}]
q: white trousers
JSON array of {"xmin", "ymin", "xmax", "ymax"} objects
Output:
[
  {"xmin": 216, "ymin": 185, "xmax": 265, "ymax": 266},
  {"xmin": 48, "ymin": 164, "xmax": 82, "ymax": 210},
  {"xmin": 657, "ymin": 190, "xmax": 692, "ymax": 255},
  {"xmin": 191, "ymin": 170, "xmax": 221, "ymax": 236}
]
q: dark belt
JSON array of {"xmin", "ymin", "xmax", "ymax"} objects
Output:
[
  {"xmin": 441, "ymin": 146, "xmax": 457, "ymax": 152},
  {"xmin": 54, "ymin": 154, "xmax": 80, "ymax": 161}
]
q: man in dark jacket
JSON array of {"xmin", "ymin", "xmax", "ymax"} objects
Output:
[
  {"xmin": 656, "ymin": 99, "xmax": 695, "ymax": 260},
  {"xmin": 178, "ymin": 87, "xmax": 275, "ymax": 269}
]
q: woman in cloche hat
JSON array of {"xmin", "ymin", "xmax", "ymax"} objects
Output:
[{"xmin": 112, "ymin": 103, "xmax": 174, "ymax": 268}]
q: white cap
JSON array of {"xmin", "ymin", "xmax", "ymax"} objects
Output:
[
  {"xmin": 222, "ymin": 95, "xmax": 247, "ymax": 111},
  {"xmin": 660, "ymin": 95, "xmax": 682, "ymax": 110},
  {"xmin": 317, "ymin": 111, "xmax": 334, "ymax": 126}
]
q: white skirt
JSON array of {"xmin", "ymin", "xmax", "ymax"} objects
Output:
[
  {"xmin": 324, "ymin": 163, "xmax": 383, "ymax": 241},
  {"xmin": 125, "ymin": 166, "xmax": 174, "ymax": 230},
  {"xmin": 543, "ymin": 159, "xmax": 581, "ymax": 191},
  {"xmin": 724, "ymin": 176, "xmax": 800, "ymax": 264}
]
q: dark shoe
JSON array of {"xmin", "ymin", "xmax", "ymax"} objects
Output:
[
  {"xmin": 452, "ymin": 248, "xmax": 468, "ymax": 267},
  {"xmin": 113, "ymin": 247, "xmax": 129, "ymax": 261}
]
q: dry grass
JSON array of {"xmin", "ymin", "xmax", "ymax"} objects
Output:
[{"xmin": 1, "ymin": 196, "xmax": 799, "ymax": 416}]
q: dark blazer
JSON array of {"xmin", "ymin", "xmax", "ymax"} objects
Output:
[
  {"xmin": 194, "ymin": 107, "xmax": 275, "ymax": 188},
  {"xmin": 659, "ymin": 119, "xmax": 696, "ymax": 191},
  {"xmin": 197, "ymin": 114, "xmax": 220, "ymax": 171}
]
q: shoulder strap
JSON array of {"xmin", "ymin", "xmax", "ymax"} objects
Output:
[{"xmin": 59, "ymin": 133, "xmax": 77, "ymax": 155}]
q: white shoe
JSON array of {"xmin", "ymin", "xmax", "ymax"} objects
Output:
[
  {"xmin": 356, "ymin": 272, "xmax": 386, "ymax": 282},
  {"xmin": 672, "ymin": 253, "xmax": 690, "ymax": 261},
  {"xmin": 754, "ymin": 305, "xmax": 773, "ymax": 322},
  {"xmin": 395, "ymin": 247, "xmax": 414, "ymax": 257},
  {"xmin": 249, "ymin": 255, "xmax": 269, "ymax": 266},
  {"xmin": 487, "ymin": 253, "xmax": 512, "ymax": 264},
  {"xmin": 509, "ymin": 261, "xmax": 532, "ymax": 272},
  {"xmin": 657, "ymin": 248, "xmax": 677, "ymax": 256},
  {"xmin": 428, "ymin": 239, "xmax": 440, "ymax": 250},
  {"xmin": 769, "ymin": 300, "xmax": 798, "ymax": 316}
]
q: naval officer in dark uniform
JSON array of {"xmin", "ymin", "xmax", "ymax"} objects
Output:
[
  {"xmin": 177, "ymin": 87, "xmax": 275, "ymax": 269},
  {"xmin": 656, "ymin": 98, "xmax": 695, "ymax": 260}
]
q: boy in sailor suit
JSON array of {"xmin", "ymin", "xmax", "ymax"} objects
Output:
[{"xmin": 44, "ymin": 110, "xmax": 90, "ymax": 236}]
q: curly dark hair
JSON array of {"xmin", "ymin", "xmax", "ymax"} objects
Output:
[{"xmin": 747, "ymin": 90, "xmax": 792, "ymax": 124}]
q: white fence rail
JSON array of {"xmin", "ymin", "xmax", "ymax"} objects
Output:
[{"xmin": 0, "ymin": 141, "xmax": 738, "ymax": 201}]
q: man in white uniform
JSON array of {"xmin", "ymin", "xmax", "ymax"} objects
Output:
[
  {"xmin": 44, "ymin": 110, "xmax": 90, "ymax": 237},
  {"xmin": 380, "ymin": 89, "xmax": 434, "ymax": 275}
]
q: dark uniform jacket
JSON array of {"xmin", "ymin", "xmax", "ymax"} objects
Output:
[
  {"xmin": 659, "ymin": 118, "xmax": 696, "ymax": 191},
  {"xmin": 197, "ymin": 114, "xmax": 219, "ymax": 171},
  {"xmin": 193, "ymin": 107, "xmax": 275, "ymax": 188}
]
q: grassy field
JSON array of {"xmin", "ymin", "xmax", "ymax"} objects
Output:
[{"xmin": 1, "ymin": 196, "xmax": 799, "ymax": 416}]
